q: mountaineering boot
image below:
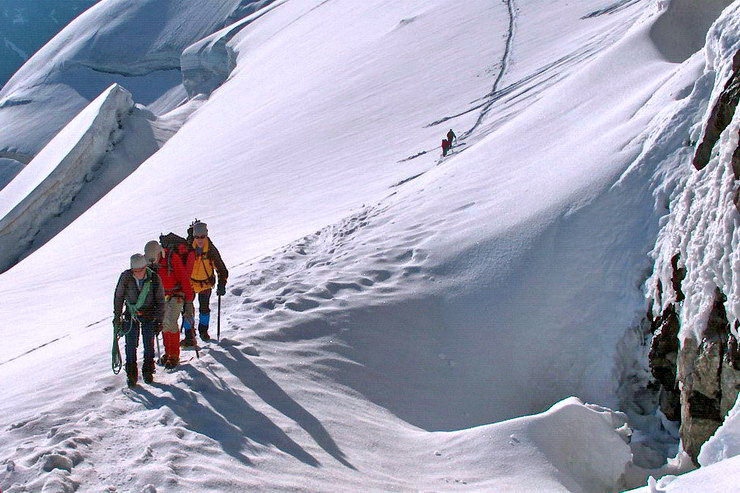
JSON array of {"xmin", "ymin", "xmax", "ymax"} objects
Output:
[
  {"xmin": 142, "ymin": 360, "xmax": 155, "ymax": 384},
  {"xmin": 126, "ymin": 362, "xmax": 138, "ymax": 388},
  {"xmin": 161, "ymin": 332, "xmax": 180, "ymax": 366},
  {"xmin": 164, "ymin": 355, "xmax": 179, "ymax": 370},
  {"xmin": 181, "ymin": 315, "xmax": 196, "ymax": 347},
  {"xmin": 198, "ymin": 323, "xmax": 211, "ymax": 342},
  {"xmin": 180, "ymin": 329, "xmax": 197, "ymax": 348},
  {"xmin": 198, "ymin": 313, "xmax": 211, "ymax": 342}
]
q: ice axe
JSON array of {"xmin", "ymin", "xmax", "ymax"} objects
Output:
[{"xmin": 217, "ymin": 294, "xmax": 222, "ymax": 341}]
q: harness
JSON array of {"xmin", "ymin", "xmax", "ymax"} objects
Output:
[
  {"xmin": 112, "ymin": 269, "xmax": 153, "ymax": 374},
  {"xmin": 191, "ymin": 246, "xmax": 215, "ymax": 290}
]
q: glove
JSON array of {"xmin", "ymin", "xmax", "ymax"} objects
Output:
[
  {"xmin": 216, "ymin": 284, "xmax": 226, "ymax": 296},
  {"xmin": 153, "ymin": 322, "xmax": 163, "ymax": 335}
]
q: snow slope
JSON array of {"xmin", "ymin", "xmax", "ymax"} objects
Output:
[
  {"xmin": 699, "ymin": 395, "xmax": 740, "ymax": 466},
  {"xmin": 1, "ymin": 0, "xmax": 739, "ymax": 491}
]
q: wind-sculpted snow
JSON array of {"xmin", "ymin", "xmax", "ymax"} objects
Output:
[
  {"xmin": 0, "ymin": 85, "xmax": 135, "ymax": 273},
  {"xmin": 627, "ymin": 454, "xmax": 740, "ymax": 493},
  {"xmin": 647, "ymin": 2, "xmax": 740, "ymax": 343},
  {"xmin": 0, "ymin": 0, "xmax": 274, "ymax": 187},
  {"xmin": 699, "ymin": 395, "xmax": 740, "ymax": 466},
  {"xmin": 649, "ymin": 0, "xmax": 734, "ymax": 63},
  {"xmin": 181, "ymin": 0, "xmax": 282, "ymax": 97}
]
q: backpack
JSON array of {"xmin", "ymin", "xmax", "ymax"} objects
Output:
[
  {"xmin": 159, "ymin": 232, "xmax": 191, "ymax": 273},
  {"xmin": 186, "ymin": 218, "xmax": 202, "ymax": 244}
]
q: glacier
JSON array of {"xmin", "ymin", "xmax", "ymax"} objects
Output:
[{"xmin": 0, "ymin": 0, "xmax": 739, "ymax": 492}]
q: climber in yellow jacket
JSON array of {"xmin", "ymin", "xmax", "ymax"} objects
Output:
[{"xmin": 181, "ymin": 220, "xmax": 228, "ymax": 346}]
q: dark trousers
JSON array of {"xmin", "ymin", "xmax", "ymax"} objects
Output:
[
  {"xmin": 124, "ymin": 319, "xmax": 156, "ymax": 367},
  {"xmin": 197, "ymin": 289, "xmax": 212, "ymax": 315}
]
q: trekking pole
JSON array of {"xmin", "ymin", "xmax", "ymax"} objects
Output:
[
  {"xmin": 217, "ymin": 295, "xmax": 222, "ymax": 341},
  {"xmin": 156, "ymin": 332, "xmax": 161, "ymax": 360}
]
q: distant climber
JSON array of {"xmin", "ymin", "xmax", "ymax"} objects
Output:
[
  {"xmin": 146, "ymin": 237, "xmax": 194, "ymax": 369},
  {"xmin": 113, "ymin": 253, "xmax": 165, "ymax": 387},
  {"xmin": 182, "ymin": 220, "xmax": 228, "ymax": 345},
  {"xmin": 442, "ymin": 138, "xmax": 450, "ymax": 157},
  {"xmin": 447, "ymin": 129, "xmax": 457, "ymax": 147}
]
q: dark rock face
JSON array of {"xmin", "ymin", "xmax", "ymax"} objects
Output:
[
  {"xmin": 670, "ymin": 254, "xmax": 686, "ymax": 303},
  {"xmin": 678, "ymin": 290, "xmax": 733, "ymax": 462},
  {"xmin": 693, "ymin": 50, "xmax": 740, "ymax": 171},
  {"xmin": 649, "ymin": 304, "xmax": 681, "ymax": 421},
  {"xmin": 648, "ymin": 271, "xmax": 739, "ymax": 463}
]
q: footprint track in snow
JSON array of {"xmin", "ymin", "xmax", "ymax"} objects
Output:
[{"xmin": 226, "ymin": 200, "xmax": 437, "ymax": 343}]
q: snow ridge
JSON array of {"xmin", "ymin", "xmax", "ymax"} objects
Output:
[
  {"xmin": 0, "ymin": 0, "xmax": 277, "ymax": 189},
  {"xmin": 0, "ymin": 83, "xmax": 197, "ymax": 273}
]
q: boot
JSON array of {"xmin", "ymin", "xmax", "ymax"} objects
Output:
[
  {"xmin": 198, "ymin": 323, "xmax": 211, "ymax": 342},
  {"xmin": 180, "ymin": 329, "xmax": 197, "ymax": 348},
  {"xmin": 162, "ymin": 332, "xmax": 180, "ymax": 364},
  {"xmin": 142, "ymin": 360, "xmax": 155, "ymax": 384},
  {"xmin": 165, "ymin": 355, "xmax": 179, "ymax": 370},
  {"xmin": 126, "ymin": 362, "xmax": 138, "ymax": 388}
]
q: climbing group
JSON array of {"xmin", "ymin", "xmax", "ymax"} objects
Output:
[
  {"xmin": 441, "ymin": 128, "xmax": 456, "ymax": 157},
  {"xmin": 112, "ymin": 220, "xmax": 228, "ymax": 388}
]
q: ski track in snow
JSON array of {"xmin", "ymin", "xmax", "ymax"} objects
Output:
[
  {"xmin": 0, "ymin": 335, "xmax": 71, "ymax": 367},
  {"xmin": 406, "ymin": 0, "xmax": 640, "ymax": 168},
  {"xmin": 426, "ymin": 0, "xmax": 516, "ymax": 133},
  {"xmin": 400, "ymin": 0, "xmax": 517, "ymax": 167},
  {"xmin": 461, "ymin": 0, "xmax": 517, "ymax": 140}
]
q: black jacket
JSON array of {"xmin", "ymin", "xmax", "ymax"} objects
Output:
[{"xmin": 114, "ymin": 268, "xmax": 165, "ymax": 322}]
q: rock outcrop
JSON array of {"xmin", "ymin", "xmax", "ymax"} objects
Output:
[
  {"xmin": 649, "ymin": 280, "xmax": 739, "ymax": 463},
  {"xmin": 647, "ymin": 44, "xmax": 740, "ymax": 465}
]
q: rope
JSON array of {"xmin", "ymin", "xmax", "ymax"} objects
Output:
[{"xmin": 112, "ymin": 317, "xmax": 135, "ymax": 374}]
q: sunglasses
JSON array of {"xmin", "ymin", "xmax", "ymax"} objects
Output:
[{"xmin": 194, "ymin": 235, "xmax": 207, "ymax": 239}]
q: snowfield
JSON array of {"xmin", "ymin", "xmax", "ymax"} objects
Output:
[{"xmin": 1, "ymin": 0, "xmax": 739, "ymax": 491}]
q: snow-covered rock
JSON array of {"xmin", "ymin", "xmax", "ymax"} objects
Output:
[{"xmin": 645, "ymin": 0, "xmax": 740, "ymax": 464}]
